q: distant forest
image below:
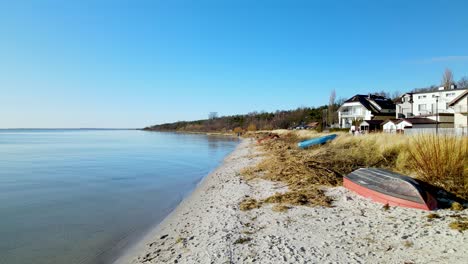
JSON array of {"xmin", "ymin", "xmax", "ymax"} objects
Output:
[{"xmin": 144, "ymin": 106, "xmax": 332, "ymax": 132}]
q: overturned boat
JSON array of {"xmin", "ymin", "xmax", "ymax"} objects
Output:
[
  {"xmin": 344, "ymin": 168, "xmax": 437, "ymax": 210},
  {"xmin": 297, "ymin": 134, "xmax": 337, "ymax": 149}
]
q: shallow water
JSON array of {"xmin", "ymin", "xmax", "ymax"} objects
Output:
[{"xmin": 0, "ymin": 129, "xmax": 239, "ymax": 264}]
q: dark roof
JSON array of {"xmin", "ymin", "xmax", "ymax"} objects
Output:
[
  {"xmin": 448, "ymin": 90, "xmax": 468, "ymax": 106},
  {"xmin": 402, "ymin": 118, "xmax": 437, "ymax": 124},
  {"xmin": 360, "ymin": 119, "xmax": 384, "ymax": 125},
  {"xmin": 343, "ymin": 94, "xmax": 395, "ymax": 114},
  {"xmin": 383, "ymin": 117, "xmax": 438, "ymax": 125}
]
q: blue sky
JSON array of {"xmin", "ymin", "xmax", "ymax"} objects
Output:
[{"xmin": 0, "ymin": 0, "xmax": 467, "ymax": 128}]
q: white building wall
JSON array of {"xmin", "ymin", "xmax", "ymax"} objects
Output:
[
  {"xmin": 451, "ymin": 96, "xmax": 467, "ymax": 128},
  {"xmin": 383, "ymin": 122, "xmax": 397, "ymax": 133},
  {"xmin": 411, "ymin": 89, "xmax": 466, "ymax": 116},
  {"xmin": 396, "ymin": 94, "xmax": 413, "ymax": 118},
  {"xmin": 396, "ymin": 120, "xmax": 412, "ymax": 130}
]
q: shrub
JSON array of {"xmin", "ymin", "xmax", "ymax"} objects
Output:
[{"xmin": 247, "ymin": 123, "xmax": 257, "ymax": 132}]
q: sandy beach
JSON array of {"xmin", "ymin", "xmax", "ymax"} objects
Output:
[{"xmin": 115, "ymin": 139, "xmax": 468, "ymax": 264}]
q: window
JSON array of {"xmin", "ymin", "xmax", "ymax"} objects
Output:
[
  {"xmin": 446, "ymin": 93, "xmax": 455, "ymax": 97},
  {"xmin": 418, "ymin": 95, "xmax": 427, "ymax": 99},
  {"xmin": 418, "ymin": 104, "xmax": 427, "ymax": 111}
]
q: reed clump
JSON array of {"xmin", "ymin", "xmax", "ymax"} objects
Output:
[{"xmin": 406, "ymin": 134, "xmax": 468, "ymax": 199}]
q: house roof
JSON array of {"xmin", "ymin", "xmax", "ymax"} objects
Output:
[
  {"xmin": 382, "ymin": 119, "xmax": 400, "ymax": 125},
  {"xmin": 406, "ymin": 87, "xmax": 467, "ymax": 96},
  {"xmin": 403, "ymin": 118, "xmax": 437, "ymax": 125},
  {"xmin": 360, "ymin": 119, "xmax": 384, "ymax": 125},
  {"xmin": 342, "ymin": 94, "xmax": 395, "ymax": 114},
  {"xmin": 383, "ymin": 117, "xmax": 438, "ymax": 126},
  {"xmin": 448, "ymin": 90, "xmax": 468, "ymax": 106}
]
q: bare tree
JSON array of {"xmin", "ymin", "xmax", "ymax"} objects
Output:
[
  {"xmin": 208, "ymin": 112, "xmax": 218, "ymax": 120},
  {"xmin": 327, "ymin": 89, "xmax": 336, "ymax": 126},
  {"xmin": 441, "ymin": 68, "xmax": 454, "ymax": 89},
  {"xmin": 391, "ymin": 91, "xmax": 401, "ymax": 101},
  {"xmin": 373, "ymin": 90, "xmax": 390, "ymax": 98},
  {"xmin": 457, "ymin": 76, "xmax": 468, "ymax": 89}
]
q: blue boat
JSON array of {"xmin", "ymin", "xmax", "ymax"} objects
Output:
[{"xmin": 297, "ymin": 134, "xmax": 337, "ymax": 149}]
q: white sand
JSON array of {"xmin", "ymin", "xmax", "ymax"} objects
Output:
[{"xmin": 115, "ymin": 139, "xmax": 468, "ymax": 264}]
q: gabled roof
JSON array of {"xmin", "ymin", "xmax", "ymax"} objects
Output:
[
  {"xmin": 384, "ymin": 117, "xmax": 437, "ymax": 125},
  {"xmin": 341, "ymin": 94, "xmax": 396, "ymax": 114},
  {"xmin": 448, "ymin": 90, "xmax": 468, "ymax": 106},
  {"xmin": 382, "ymin": 119, "xmax": 401, "ymax": 125}
]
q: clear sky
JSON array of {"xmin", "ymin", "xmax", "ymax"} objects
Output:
[{"xmin": 1, "ymin": 0, "xmax": 467, "ymax": 128}]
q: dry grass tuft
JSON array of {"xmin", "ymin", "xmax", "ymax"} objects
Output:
[
  {"xmin": 263, "ymin": 188, "xmax": 332, "ymax": 207},
  {"xmin": 403, "ymin": 240, "xmax": 414, "ymax": 248},
  {"xmin": 406, "ymin": 134, "xmax": 468, "ymax": 199},
  {"xmin": 427, "ymin": 213, "xmax": 441, "ymax": 219},
  {"xmin": 451, "ymin": 202, "xmax": 465, "ymax": 211},
  {"xmin": 239, "ymin": 198, "xmax": 262, "ymax": 211},
  {"xmin": 449, "ymin": 217, "xmax": 468, "ymax": 232},
  {"xmin": 271, "ymin": 204, "xmax": 291, "ymax": 212},
  {"xmin": 382, "ymin": 204, "xmax": 390, "ymax": 211},
  {"xmin": 233, "ymin": 237, "xmax": 252, "ymax": 244}
]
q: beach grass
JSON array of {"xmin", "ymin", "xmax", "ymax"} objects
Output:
[{"xmin": 242, "ymin": 131, "xmax": 468, "ymax": 208}]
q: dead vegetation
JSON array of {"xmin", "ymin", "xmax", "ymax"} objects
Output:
[
  {"xmin": 264, "ymin": 189, "xmax": 332, "ymax": 207},
  {"xmin": 241, "ymin": 131, "xmax": 468, "ymax": 209},
  {"xmin": 406, "ymin": 134, "xmax": 468, "ymax": 199},
  {"xmin": 449, "ymin": 216, "xmax": 468, "ymax": 232},
  {"xmin": 271, "ymin": 204, "xmax": 290, "ymax": 212},
  {"xmin": 233, "ymin": 237, "xmax": 252, "ymax": 244},
  {"xmin": 239, "ymin": 198, "xmax": 262, "ymax": 211}
]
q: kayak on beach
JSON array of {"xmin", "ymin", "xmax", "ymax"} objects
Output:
[
  {"xmin": 344, "ymin": 168, "xmax": 437, "ymax": 210},
  {"xmin": 297, "ymin": 134, "xmax": 337, "ymax": 149}
]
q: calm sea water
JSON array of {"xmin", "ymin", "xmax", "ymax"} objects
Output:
[{"xmin": 0, "ymin": 130, "xmax": 239, "ymax": 264}]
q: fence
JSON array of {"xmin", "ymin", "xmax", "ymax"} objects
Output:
[{"xmin": 404, "ymin": 127, "xmax": 468, "ymax": 136}]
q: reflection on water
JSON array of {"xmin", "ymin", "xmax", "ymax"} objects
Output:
[{"xmin": 0, "ymin": 130, "xmax": 238, "ymax": 264}]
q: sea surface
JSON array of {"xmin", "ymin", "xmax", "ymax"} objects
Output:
[{"xmin": 0, "ymin": 129, "xmax": 239, "ymax": 264}]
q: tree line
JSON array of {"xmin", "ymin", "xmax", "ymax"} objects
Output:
[{"xmin": 144, "ymin": 106, "xmax": 332, "ymax": 132}]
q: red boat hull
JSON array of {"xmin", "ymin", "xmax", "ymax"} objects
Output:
[{"xmin": 344, "ymin": 178, "xmax": 437, "ymax": 210}]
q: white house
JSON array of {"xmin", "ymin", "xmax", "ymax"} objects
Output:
[
  {"xmin": 395, "ymin": 87, "xmax": 467, "ymax": 118},
  {"xmin": 382, "ymin": 117, "xmax": 452, "ymax": 133},
  {"xmin": 382, "ymin": 119, "xmax": 413, "ymax": 133},
  {"xmin": 338, "ymin": 94, "xmax": 395, "ymax": 128},
  {"xmin": 448, "ymin": 90, "xmax": 468, "ymax": 129}
]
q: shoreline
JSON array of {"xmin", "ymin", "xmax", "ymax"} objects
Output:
[
  {"xmin": 114, "ymin": 138, "xmax": 468, "ymax": 264},
  {"xmin": 140, "ymin": 129, "xmax": 236, "ymax": 137},
  {"xmin": 113, "ymin": 138, "xmax": 256, "ymax": 263}
]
